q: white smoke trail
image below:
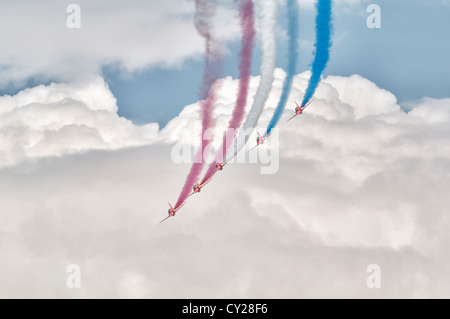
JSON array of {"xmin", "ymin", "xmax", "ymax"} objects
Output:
[{"xmin": 225, "ymin": 0, "xmax": 278, "ymax": 162}]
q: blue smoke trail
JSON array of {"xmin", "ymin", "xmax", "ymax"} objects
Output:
[
  {"xmin": 264, "ymin": 0, "xmax": 299, "ymax": 137},
  {"xmin": 301, "ymin": 0, "xmax": 333, "ymax": 106}
]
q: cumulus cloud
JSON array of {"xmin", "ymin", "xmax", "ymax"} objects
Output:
[
  {"xmin": 0, "ymin": 76, "xmax": 158, "ymax": 167},
  {"xmin": 1, "ymin": 70, "xmax": 450, "ymax": 298},
  {"xmin": 0, "ymin": 0, "xmax": 239, "ymax": 85}
]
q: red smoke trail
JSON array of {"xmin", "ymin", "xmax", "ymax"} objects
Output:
[
  {"xmin": 201, "ymin": 0, "xmax": 255, "ymax": 184},
  {"xmin": 175, "ymin": 0, "xmax": 223, "ymax": 208}
]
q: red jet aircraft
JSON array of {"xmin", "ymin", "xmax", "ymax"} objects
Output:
[
  {"xmin": 189, "ymin": 178, "xmax": 213, "ymax": 196},
  {"xmin": 287, "ymin": 99, "xmax": 314, "ymax": 122},
  {"xmin": 160, "ymin": 202, "xmax": 187, "ymax": 223},
  {"xmin": 250, "ymin": 132, "xmax": 272, "ymax": 152}
]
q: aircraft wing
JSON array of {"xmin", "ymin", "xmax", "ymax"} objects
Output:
[
  {"xmin": 175, "ymin": 201, "xmax": 188, "ymax": 212},
  {"xmin": 202, "ymin": 177, "xmax": 213, "ymax": 187}
]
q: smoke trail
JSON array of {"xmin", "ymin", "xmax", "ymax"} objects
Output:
[
  {"xmin": 301, "ymin": 0, "xmax": 333, "ymax": 106},
  {"xmin": 175, "ymin": 0, "xmax": 223, "ymax": 208},
  {"xmin": 264, "ymin": 0, "xmax": 299, "ymax": 137},
  {"xmin": 225, "ymin": 0, "xmax": 278, "ymax": 162},
  {"xmin": 201, "ymin": 0, "xmax": 255, "ymax": 184}
]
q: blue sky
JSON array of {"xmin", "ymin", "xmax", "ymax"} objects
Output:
[
  {"xmin": 2, "ymin": 1, "xmax": 450, "ymax": 299},
  {"xmin": 104, "ymin": 0, "xmax": 450, "ymax": 127}
]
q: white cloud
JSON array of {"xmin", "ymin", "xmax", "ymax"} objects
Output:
[
  {"xmin": 0, "ymin": 0, "xmax": 239, "ymax": 85},
  {"xmin": 1, "ymin": 71, "xmax": 450, "ymax": 298}
]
